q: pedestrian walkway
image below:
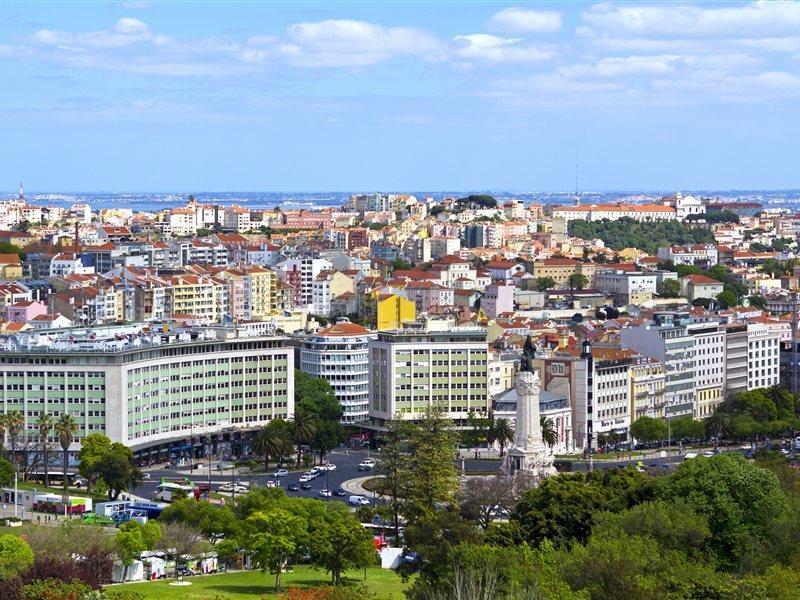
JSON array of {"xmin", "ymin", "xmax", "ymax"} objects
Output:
[{"xmin": 340, "ymin": 475, "xmax": 387, "ymax": 500}]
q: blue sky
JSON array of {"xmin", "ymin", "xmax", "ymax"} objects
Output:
[{"xmin": 1, "ymin": 1, "xmax": 799, "ymax": 192}]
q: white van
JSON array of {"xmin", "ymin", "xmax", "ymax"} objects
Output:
[{"xmin": 348, "ymin": 495, "xmax": 370, "ymax": 506}]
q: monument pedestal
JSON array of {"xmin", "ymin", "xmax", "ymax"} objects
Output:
[{"xmin": 502, "ymin": 370, "xmax": 556, "ymax": 479}]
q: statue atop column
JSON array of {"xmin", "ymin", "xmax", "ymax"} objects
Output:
[{"xmin": 503, "ymin": 336, "xmax": 556, "ymax": 479}]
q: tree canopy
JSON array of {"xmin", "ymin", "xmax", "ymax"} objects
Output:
[{"xmin": 568, "ymin": 217, "xmax": 715, "ymax": 255}]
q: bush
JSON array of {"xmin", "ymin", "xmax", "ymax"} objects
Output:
[{"xmin": 21, "ymin": 579, "xmax": 90, "ymax": 600}]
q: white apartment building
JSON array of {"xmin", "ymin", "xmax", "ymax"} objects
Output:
[
  {"xmin": 312, "ymin": 271, "xmax": 333, "ymax": 317},
  {"xmin": 300, "ymin": 320, "xmax": 376, "ymax": 424},
  {"xmin": 50, "ymin": 254, "xmax": 95, "ymax": 278},
  {"xmin": 224, "ymin": 206, "xmax": 251, "ymax": 232},
  {"xmin": 657, "ymin": 244, "xmax": 718, "ymax": 267},
  {"xmin": 594, "ymin": 270, "xmax": 657, "ymax": 305},
  {"xmin": 747, "ymin": 323, "xmax": 780, "ymax": 390},
  {"xmin": 686, "ymin": 321, "xmax": 726, "ymax": 418},
  {"xmin": 621, "ymin": 315, "xmax": 696, "ymax": 418},
  {"xmin": 275, "ymin": 256, "xmax": 333, "ymax": 309}
]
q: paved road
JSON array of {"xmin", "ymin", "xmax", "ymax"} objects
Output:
[
  {"xmin": 132, "ymin": 448, "xmax": 383, "ymax": 505},
  {"xmin": 131, "ymin": 448, "xmax": 696, "ymax": 506}
]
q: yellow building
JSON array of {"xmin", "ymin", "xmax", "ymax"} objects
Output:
[
  {"xmin": 365, "ymin": 292, "xmax": 415, "ymax": 331},
  {"xmin": 629, "ymin": 360, "xmax": 666, "ymax": 420},
  {"xmin": 530, "ymin": 258, "xmax": 597, "ymax": 288},
  {"xmin": 0, "ymin": 254, "xmax": 23, "ymax": 280},
  {"xmin": 246, "ymin": 266, "xmax": 278, "ymax": 317},
  {"xmin": 168, "ymin": 275, "xmax": 221, "ymax": 324}
]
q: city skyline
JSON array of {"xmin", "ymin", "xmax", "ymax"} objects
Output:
[{"xmin": 1, "ymin": 1, "xmax": 799, "ymax": 192}]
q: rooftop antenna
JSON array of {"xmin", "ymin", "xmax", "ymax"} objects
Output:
[
  {"xmin": 18, "ymin": 182, "xmax": 24, "ymax": 201},
  {"xmin": 574, "ymin": 163, "xmax": 580, "ymax": 206}
]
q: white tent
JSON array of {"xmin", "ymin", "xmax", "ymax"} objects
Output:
[{"xmin": 112, "ymin": 559, "xmax": 144, "ymax": 583}]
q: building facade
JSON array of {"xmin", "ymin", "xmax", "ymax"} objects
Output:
[
  {"xmin": 0, "ymin": 325, "xmax": 293, "ymax": 458},
  {"xmin": 300, "ymin": 320, "xmax": 376, "ymax": 425},
  {"xmin": 368, "ymin": 326, "xmax": 488, "ymax": 428}
]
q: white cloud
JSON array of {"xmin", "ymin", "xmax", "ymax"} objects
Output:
[
  {"xmin": 453, "ymin": 34, "xmax": 552, "ymax": 64},
  {"xmin": 582, "ymin": 1, "xmax": 800, "ymax": 38},
  {"xmin": 32, "ymin": 17, "xmax": 158, "ymax": 48},
  {"xmin": 282, "ymin": 19, "xmax": 444, "ymax": 67},
  {"xmin": 586, "ymin": 54, "xmax": 683, "ymax": 77},
  {"xmin": 488, "ymin": 8, "xmax": 562, "ymax": 33}
]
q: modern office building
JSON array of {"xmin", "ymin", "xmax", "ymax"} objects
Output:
[
  {"xmin": 300, "ymin": 320, "xmax": 376, "ymax": 425},
  {"xmin": 0, "ymin": 324, "xmax": 293, "ymax": 460},
  {"xmin": 368, "ymin": 325, "xmax": 488, "ymax": 428}
]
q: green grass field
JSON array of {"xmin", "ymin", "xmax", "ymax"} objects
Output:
[{"xmin": 114, "ymin": 566, "xmax": 411, "ymax": 599}]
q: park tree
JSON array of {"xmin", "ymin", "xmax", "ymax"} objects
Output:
[
  {"xmin": 247, "ymin": 508, "xmax": 306, "ymax": 592},
  {"xmin": 490, "ymin": 418, "xmax": 514, "ymax": 457},
  {"xmin": 630, "ymin": 416, "xmax": 668, "ymax": 445},
  {"xmin": 36, "ymin": 413, "xmax": 54, "ymax": 488},
  {"xmin": 161, "ymin": 498, "xmax": 240, "ymax": 542},
  {"xmin": 54, "ymin": 413, "xmax": 78, "ymax": 504},
  {"xmin": 295, "ymin": 370, "xmax": 345, "ymax": 464},
  {"xmin": 376, "ymin": 418, "xmax": 412, "ymax": 540},
  {"xmin": 308, "ymin": 507, "xmax": 375, "ymax": 585},
  {"xmin": 78, "ymin": 433, "xmax": 112, "ymax": 494},
  {"xmin": 0, "ymin": 534, "xmax": 34, "ymax": 580},
  {"xmin": 658, "ymin": 453, "xmax": 789, "ymax": 570},
  {"xmin": 253, "ymin": 419, "xmax": 294, "ymax": 471},
  {"xmin": 402, "ymin": 407, "xmax": 460, "ymax": 524},
  {"xmin": 158, "ymin": 522, "xmax": 209, "ymax": 578}
]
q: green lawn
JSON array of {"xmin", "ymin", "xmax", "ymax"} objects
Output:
[{"xmin": 114, "ymin": 566, "xmax": 411, "ymax": 599}]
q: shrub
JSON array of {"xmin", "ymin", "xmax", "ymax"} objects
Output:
[{"xmin": 21, "ymin": 578, "xmax": 90, "ymax": 600}]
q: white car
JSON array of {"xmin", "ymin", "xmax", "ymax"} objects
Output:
[
  {"xmin": 266, "ymin": 480, "xmax": 277, "ymax": 488},
  {"xmin": 142, "ymin": 473, "xmax": 151, "ymax": 480},
  {"xmin": 298, "ymin": 475, "xmax": 314, "ymax": 483},
  {"xmin": 219, "ymin": 483, "xmax": 249, "ymax": 494},
  {"xmin": 702, "ymin": 451, "xmax": 715, "ymax": 458},
  {"xmin": 324, "ymin": 464, "xmax": 337, "ymax": 471},
  {"xmin": 272, "ymin": 469, "xmax": 289, "ymax": 478},
  {"xmin": 318, "ymin": 488, "xmax": 332, "ymax": 498}
]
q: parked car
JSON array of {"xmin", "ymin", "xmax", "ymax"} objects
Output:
[
  {"xmin": 298, "ymin": 474, "xmax": 314, "ymax": 483},
  {"xmin": 357, "ymin": 460, "xmax": 375, "ymax": 471},
  {"xmin": 265, "ymin": 480, "xmax": 277, "ymax": 488},
  {"xmin": 176, "ymin": 566, "xmax": 196, "ymax": 577},
  {"xmin": 272, "ymin": 469, "xmax": 289, "ymax": 478},
  {"xmin": 318, "ymin": 488, "xmax": 332, "ymax": 498}
]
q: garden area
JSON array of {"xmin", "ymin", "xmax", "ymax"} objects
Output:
[{"xmin": 116, "ymin": 567, "xmax": 410, "ymax": 599}]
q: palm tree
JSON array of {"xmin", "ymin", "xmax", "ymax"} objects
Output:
[
  {"xmin": 491, "ymin": 418, "xmax": 514, "ymax": 457},
  {"xmin": 37, "ymin": 413, "xmax": 54, "ymax": 487},
  {"xmin": 5, "ymin": 410, "xmax": 24, "ymax": 475},
  {"xmin": 292, "ymin": 411, "xmax": 316, "ymax": 467},
  {"xmin": 54, "ymin": 414, "xmax": 78, "ymax": 504},
  {"xmin": 540, "ymin": 416, "xmax": 557, "ymax": 453},
  {"xmin": 707, "ymin": 408, "xmax": 731, "ymax": 450},
  {"xmin": 252, "ymin": 425, "xmax": 287, "ymax": 471}
]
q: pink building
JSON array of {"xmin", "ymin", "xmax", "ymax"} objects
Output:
[{"xmin": 6, "ymin": 300, "xmax": 48, "ymax": 323}]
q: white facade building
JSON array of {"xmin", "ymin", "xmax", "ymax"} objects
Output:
[{"xmin": 300, "ymin": 320, "xmax": 376, "ymax": 424}]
